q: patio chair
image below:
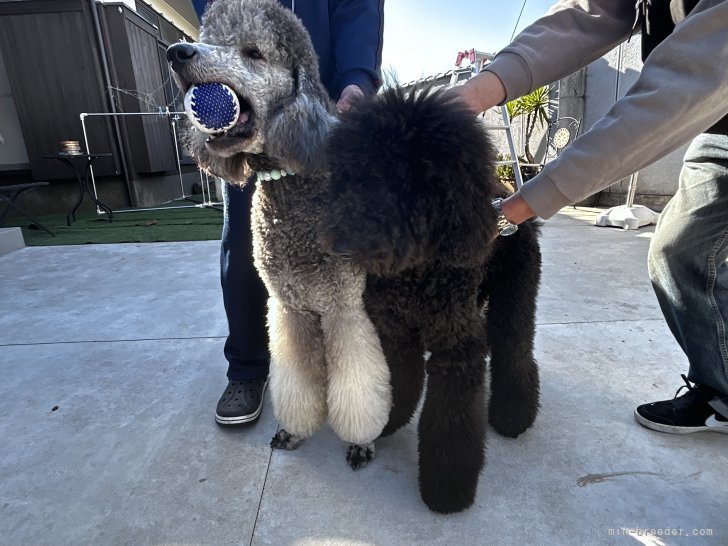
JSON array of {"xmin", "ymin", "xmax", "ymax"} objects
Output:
[{"xmin": 0, "ymin": 182, "xmax": 54, "ymax": 236}]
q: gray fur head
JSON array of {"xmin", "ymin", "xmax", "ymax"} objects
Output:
[{"xmin": 169, "ymin": 0, "xmax": 337, "ymax": 182}]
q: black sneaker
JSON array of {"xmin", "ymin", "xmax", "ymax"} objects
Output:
[
  {"xmin": 635, "ymin": 375, "xmax": 728, "ymax": 434},
  {"xmin": 215, "ymin": 378, "xmax": 268, "ymax": 425}
]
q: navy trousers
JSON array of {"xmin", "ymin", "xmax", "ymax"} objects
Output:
[{"xmin": 220, "ymin": 180, "xmax": 270, "ymax": 380}]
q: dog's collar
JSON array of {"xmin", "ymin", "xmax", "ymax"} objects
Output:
[{"xmin": 255, "ymin": 169, "xmax": 295, "ymax": 181}]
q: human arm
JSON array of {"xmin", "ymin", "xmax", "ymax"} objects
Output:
[
  {"xmin": 329, "ymin": 0, "xmax": 385, "ymax": 100},
  {"xmin": 446, "ymin": 0, "xmax": 634, "ymax": 223},
  {"xmin": 484, "ymin": 0, "xmax": 636, "ymax": 104},
  {"xmin": 451, "ymin": 0, "xmax": 636, "ymax": 113},
  {"xmin": 517, "ymin": 0, "xmax": 728, "ymax": 219},
  {"xmin": 450, "ymin": 0, "xmax": 728, "ymax": 223}
]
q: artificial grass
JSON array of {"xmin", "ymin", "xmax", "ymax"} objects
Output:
[{"xmin": 5, "ymin": 197, "xmax": 224, "ymax": 246}]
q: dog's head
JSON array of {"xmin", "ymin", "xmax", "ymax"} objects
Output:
[
  {"xmin": 167, "ymin": 0, "xmax": 336, "ymax": 182},
  {"xmin": 321, "ymin": 87, "xmax": 501, "ymax": 276}
]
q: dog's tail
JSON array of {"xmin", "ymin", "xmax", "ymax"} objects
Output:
[{"xmin": 323, "ymin": 86, "xmax": 502, "ymax": 275}]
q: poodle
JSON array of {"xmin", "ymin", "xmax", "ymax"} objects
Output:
[{"xmin": 168, "ymin": 0, "xmax": 542, "ymax": 514}]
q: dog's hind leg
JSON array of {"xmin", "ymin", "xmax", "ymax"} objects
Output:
[
  {"xmin": 321, "ymin": 303, "xmax": 392, "ymax": 467},
  {"xmin": 417, "ymin": 323, "xmax": 487, "ymax": 514},
  {"xmin": 268, "ymin": 297, "xmax": 328, "ymax": 448},
  {"xmin": 377, "ymin": 331, "xmax": 426, "ymax": 437},
  {"xmin": 481, "ymin": 224, "xmax": 541, "ymax": 438}
]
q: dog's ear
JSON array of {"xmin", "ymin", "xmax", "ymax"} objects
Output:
[{"xmin": 265, "ymin": 65, "xmax": 336, "ymax": 174}]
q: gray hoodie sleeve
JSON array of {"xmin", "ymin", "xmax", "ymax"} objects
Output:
[{"xmin": 483, "ymin": 0, "xmax": 728, "ymax": 219}]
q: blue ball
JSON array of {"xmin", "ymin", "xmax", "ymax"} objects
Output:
[{"xmin": 184, "ymin": 82, "xmax": 240, "ymax": 134}]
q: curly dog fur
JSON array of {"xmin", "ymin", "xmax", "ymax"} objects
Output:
[{"xmin": 169, "ymin": 0, "xmax": 541, "ymax": 514}]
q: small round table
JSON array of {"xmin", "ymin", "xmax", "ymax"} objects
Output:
[{"xmin": 44, "ymin": 152, "xmax": 114, "ymax": 226}]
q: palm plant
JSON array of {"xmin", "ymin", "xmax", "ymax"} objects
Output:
[{"xmin": 506, "ymin": 85, "xmax": 554, "ymax": 164}]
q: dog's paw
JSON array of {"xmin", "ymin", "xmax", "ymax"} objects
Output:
[
  {"xmin": 270, "ymin": 429, "xmax": 306, "ymax": 450},
  {"xmin": 346, "ymin": 442, "xmax": 375, "ymax": 470},
  {"xmin": 420, "ymin": 473, "xmax": 478, "ymax": 514},
  {"xmin": 488, "ymin": 394, "xmax": 538, "ymax": 438},
  {"xmin": 418, "ymin": 434, "xmax": 481, "ymax": 513},
  {"xmin": 488, "ymin": 377, "xmax": 540, "ymax": 438}
]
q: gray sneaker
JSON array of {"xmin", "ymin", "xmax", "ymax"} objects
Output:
[{"xmin": 215, "ymin": 378, "xmax": 268, "ymax": 425}]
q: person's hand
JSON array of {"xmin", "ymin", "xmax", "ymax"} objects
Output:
[
  {"xmin": 491, "ymin": 193, "xmax": 537, "ymax": 240},
  {"xmin": 443, "ymin": 71, "xmax": 507, "ymax": 115},
  {"xmin": 336, "ymin": 84, "xmax": 365, "ymax": 113},
  {"xmin": 502, "ymin": 193, "xmax": 536, "ymax": 223}
]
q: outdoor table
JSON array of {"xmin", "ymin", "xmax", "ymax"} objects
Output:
[{"xmin": 44, "ymin": 152, "xmax": 113, "ymax": 226}]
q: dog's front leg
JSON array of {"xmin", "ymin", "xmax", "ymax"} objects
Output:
[
  {"xmin": 418, "ymin": 337, "xmax": 487, "ymax": 514},
  {"xmin": 321, "ymin": 304, "xmax": 392, "ymax": 469},
  {"xmin": 267, "ymin": 297, "xmax": 327, "ymax": 449},
  {"xmin": 482, "ymin": 231, "xmax": 541, "ymax": 438}
]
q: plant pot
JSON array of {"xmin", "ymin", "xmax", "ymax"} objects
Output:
[
  {"xmin": 498, "ymin": 178, "xmax": 516, "ymax": 192},
  {"xmin": 520, "ymin": 165, "xmax": 542, "ymax": 181}
]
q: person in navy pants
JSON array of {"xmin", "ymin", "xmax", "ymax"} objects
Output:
[{"xmin": 189, "ymin": 0, "xmax": 385, "ymax": 424}]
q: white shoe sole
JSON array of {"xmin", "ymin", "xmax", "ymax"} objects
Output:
[
  {"xmin": 215, "ymin": 379, "xmax": 267, "ymax": 425},
  {"xmin": 634, "ymin": 408, "xmax": 728, "ymax": 435}
]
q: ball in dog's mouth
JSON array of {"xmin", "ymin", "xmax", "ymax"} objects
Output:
[
  {"xmin": 184, "ymin": 82, "xmax": 240, "ymax": 133},
  {"xmin": 184, "ymin": 82, "xmax": 256, "ymax": 155}
]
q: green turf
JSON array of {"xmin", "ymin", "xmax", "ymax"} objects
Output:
[{"xmin": 5, "ymin": 197, "xmax": 224, "ymax": 246}]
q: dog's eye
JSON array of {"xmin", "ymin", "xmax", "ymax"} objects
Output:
[{"xmin": 245, "ymin": 47, "xmax": 264, "ymax": 60}]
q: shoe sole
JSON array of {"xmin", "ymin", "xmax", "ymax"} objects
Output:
[
  {"xmin": 634, "ymin": 408, "xmax": 728, "ymax": 435},
  {"xmin": 215, "ymin": 379, "xmax": 268, "ymax": 426}
]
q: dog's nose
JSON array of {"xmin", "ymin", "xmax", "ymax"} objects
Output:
[{"xmin": 167, "ymin": 43, "xmax": 197, "ymax": 71}]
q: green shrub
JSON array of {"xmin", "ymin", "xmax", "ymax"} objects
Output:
[{"xmin": 496, "ymin": 153, "xmax": 515, "ymax": 180}]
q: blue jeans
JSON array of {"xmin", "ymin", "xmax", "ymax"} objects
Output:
[
  {"xmin": 220, "ymin": 180, "xmax": 270, "ymax": 380},
  {"xmin": 648, "ymin": 133, "xmax": 728, "ymax": 410}
]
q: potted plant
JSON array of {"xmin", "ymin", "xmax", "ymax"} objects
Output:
[
  {"xmin": 496, "ymin": 152, "xmax": 516, "ymax": 191},
  {"xmin": 506, "ymin": 85, "xmax": 554, "ymax": 179}
]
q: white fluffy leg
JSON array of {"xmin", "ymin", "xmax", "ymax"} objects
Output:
[
  {"xmin": 268, "ymin": 298, "xmax": 328, "ymax": 438},
  {"xmin": 322, "ymin": 305, "xmax": 392, "ymax": 444}
]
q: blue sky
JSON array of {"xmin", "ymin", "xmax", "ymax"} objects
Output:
[{"xmin": 382, "ymin": 0, "xmax": 555, "ymax": 83}]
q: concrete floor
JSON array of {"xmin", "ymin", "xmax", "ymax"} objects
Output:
[{"xmin": 0, "ymin": 208, "xmax": 725, "ymax": 545}]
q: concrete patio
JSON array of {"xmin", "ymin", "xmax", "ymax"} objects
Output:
[{"xmin": 1, "ymin": 208, "xmax": 725, "ymax": 545}]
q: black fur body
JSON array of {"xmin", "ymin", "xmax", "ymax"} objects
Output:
[{"xmin": 324, "ymin": 88, "xmax": 542, "ymax": 513}]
